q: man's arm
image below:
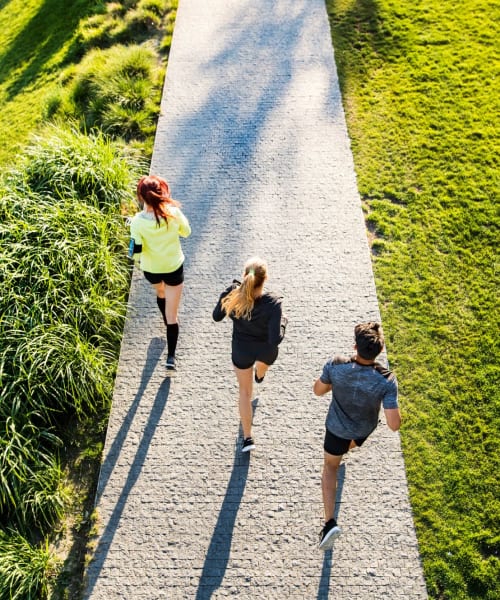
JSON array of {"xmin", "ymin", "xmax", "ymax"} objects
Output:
[
  {"xmin": 384, "ymin": 407, "xmax": 401, "ymax": 431},
  {"xmin": 313, "ymin": 378, "xmax": 332, "ymax": 396}
]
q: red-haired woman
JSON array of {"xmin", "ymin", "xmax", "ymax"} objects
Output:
[
  {"xmin": 129, "ymin": 175, "xmax": 191, "ymax": 374},
  {"xmin": 213, "ymin": 257, "xmax": 287, "ymax": 452}
]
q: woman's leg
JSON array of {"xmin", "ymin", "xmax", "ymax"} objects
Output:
[
  {"xmin": 152, "ymin": 282, "xmax": 167, "ymax": 325},
  {"xmin": 234, "ymin": 366, "xmax": 254, "ymax": 439},
  {"xmin": 254, "ymin": 346, "xmax": 278, "ymax": 382},
  {"xmin": 163, "ymin": 282, "xmax": 184, "ymax": 324},
  {"xmin": 163, "ymin": 283, "xmax": 184, "ymax": 358},
  {"xmin": 255, "ymin": 361, "xmax": 269, "ymax": 381}
]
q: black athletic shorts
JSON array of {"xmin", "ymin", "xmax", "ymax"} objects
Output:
[
  {"xmin": 324, "ymin": 429, "xmax": 367, "ymax": 456},
  {"xmin": 231, "ymin": 339, "xmax": 279, "ymax": 370},
  {"xmin": 144, "ymin": 264, "xmax": 184, "ymax": 286}
]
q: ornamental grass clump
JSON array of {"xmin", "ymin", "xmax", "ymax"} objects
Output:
[
  {"xmin": 0, "ymin": 530, "xmax": 57, "ymax": 600},
  {"xmin": 49, "ymin": 44, "xmax": 161, "ymax": 141},
  {"xmin": 0, "ymin": 411, "xmax": 66, "ymax": 533},
  {"xmin": 77, "ymin": 0, "xmax": 174, "ymax": 51},
  {"xmin": 0, "ymin": 126, "xmax": 142, "ymax": 423},
  {"xmin": 12, "ymin": 125, "xmax": 139, "ymax": 212},
  {"xmin": 0, "ymin": 124, "xmax": 143, "ymax": 596}
]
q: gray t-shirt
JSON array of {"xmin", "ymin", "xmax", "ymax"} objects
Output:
[{"xmin": 321, "ymin": 356, "xmax": 399, "ymax": 439}]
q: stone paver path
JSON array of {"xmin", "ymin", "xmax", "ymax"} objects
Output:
[{"xmin": 84, "ymin": 1, "xmax": 428, "ymax": 598}]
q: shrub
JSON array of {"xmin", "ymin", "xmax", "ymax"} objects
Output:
[
  {"xmin": 125, "ymin": 8, "xmax": 162, "ymax": 36},
  {"xmin": 7, "ymin": 124, "xmax": 142, "ymax": 212},
  {"xmin": 0, "ymin": 124, "xmax": 143, "ymax": 542},
  {"xmin": 54, "ymin": 45, "xmax": 160, "ymax": 141},
  {"xmin": 0, "ymin": 126, "xmax": 143, "ymax": 424}
]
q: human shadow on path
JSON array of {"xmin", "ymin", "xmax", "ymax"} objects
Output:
[
  {"xmin": 316, "ymin": 463, "xmax": 346, "ymax": 599},
  {"xmin": 194, "ymin": 400, "xmax": 258, "ymax": 600},
  {"xmin": 85, "ymin": 376, "xmax": 171, "ymax": 597},
  {"xmin": 95, "ymin": 336, "xmax": 165, "ymax": 501}
]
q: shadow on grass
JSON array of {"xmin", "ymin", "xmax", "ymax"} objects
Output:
[
  {"xmin": 326, "ymin": 0, "xmax": 407, "ymax": 86},
  {"xmin": 0, "ymin": 0, "xmax": 100, "ymax": 97}
]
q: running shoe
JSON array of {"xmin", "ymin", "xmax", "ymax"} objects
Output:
[
  {"xmin": 254, "ymin": 372, "xmax": 265, "ymax": 384},
  {"xmin": 241, "ymin": 437, "xmax": 256, "ymax": 452},
  {"xmin": 165, "ymin": 355, "xmax": 177, "ymax": 375},
  {"xmin": 319, "ymin": 518, "xmax": 342, "ymax": 550}
]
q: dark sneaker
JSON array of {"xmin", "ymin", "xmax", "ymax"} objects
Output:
[
  {"xmin": 254, "ymin": 372, "xmax": 265, "ymax": 384},
  {"xmin": 241, "ymin": 437, "xmax": 256, "ymax": 452},
  {"xmin": 319, "ymin": 518, "xmax": 342, "ymax": 550},
  {"xmin": 165, "ymin": 355, "xmax": 177, "ymax": 375}
]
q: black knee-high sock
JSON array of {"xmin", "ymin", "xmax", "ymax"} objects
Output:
[
  {"xmin": 156, "ymin": 297, "xmax": 167, "ymax": 326},
  {"xmin": 166, "ymin": 323, "xmax": 179, "ymax": 358}
]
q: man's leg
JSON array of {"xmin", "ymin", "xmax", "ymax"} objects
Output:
[
  {"xmin": 319, "ymin": 450, "xmax": 346, "ymax": 550},
  {"xmin": 322, "ymin": 451, "xmax": 343, "ymax": 522}
]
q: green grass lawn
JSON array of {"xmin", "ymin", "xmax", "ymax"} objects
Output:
[
  {"xmin": 326, "ymin": 0, "xmax": 499, "ymax": 598},
  {"xmin": 0, "ymin": 0, "xmax": 94, "ymax": 166}
]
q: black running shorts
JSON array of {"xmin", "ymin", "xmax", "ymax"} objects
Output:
[
  {"xmin": 323, "ymin": 429, "xmax": 367, "ymax": 456},
  {"xmin": 144, "ymin": 264, "xmax": 184, "ymax": 286},
  {"xmin": 231, "ymin": 339, "xmax": 279, "ymax": 370}
]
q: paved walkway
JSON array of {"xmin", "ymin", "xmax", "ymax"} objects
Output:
[{"xmin": 84, "ymin": 1, "xmax": 428, "ymax": 598}]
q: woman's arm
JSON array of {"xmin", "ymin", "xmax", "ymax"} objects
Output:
[
  {"xmin": 267, "ymin": 300, "xmax": 286, "ymax": 346},
  {"xmin": 212, "ymin": 297, "xmax": 226, "ymax": 321},
  {"xmin": 176, "ymin": 208, "xmax": 191, "ymax": 237},
  {"xmin": 213, "ymin": 287, "xmax": 233, "ymax": 321}
]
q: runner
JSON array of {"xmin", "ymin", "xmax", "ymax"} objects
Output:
[
  {"xmin": 314, "ymin": 322, "xmax": 401, "ymax": 550},
  {"xmin": 213, "ymin": 257, "xmax": 287, "ymax": 452},
  {"xmin": 128, "ymin": 175, "xmax": 191, "ymax": 374}
]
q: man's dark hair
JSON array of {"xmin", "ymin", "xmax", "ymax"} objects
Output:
[{"xmin": 355, "ymin": 322, "xmax": 385, "ymax": 360}]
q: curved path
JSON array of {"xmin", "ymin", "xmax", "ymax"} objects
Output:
[{"xmin": 84, "ymin": 1, "xmax": 428, "ymax": 598}]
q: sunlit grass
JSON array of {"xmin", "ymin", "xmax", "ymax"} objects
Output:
[
  {"xmin": 47, "ymin": 44, "xmax": 162, "ymax": 143},
  {"xmin": 326, "ymin": 0, "xmax": 499, "ymax": 598},
  {"xmin": 0, "ymin": 530, "xmax": 58, "ymax": 600},
  {"xmin": 0, "ymin": 0, "xmax": 178, "ymax": 167}
]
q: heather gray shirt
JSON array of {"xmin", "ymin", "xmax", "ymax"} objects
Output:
[{"xmin": 321, "ymin": 356, "xmax": 399, "ymax": 440}]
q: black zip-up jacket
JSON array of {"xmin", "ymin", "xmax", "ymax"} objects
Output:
[{"xmin": 213, "ymin": 281, "xmax": 287, "ymax": 346}]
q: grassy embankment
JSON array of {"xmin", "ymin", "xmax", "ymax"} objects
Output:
[
  {"xmin": 326, "ymin": 1, "xmax": 499, "ymax": 599},
  {"xmin": 0, "ymin": 1, "xmax": 177, "ymax": 598}
]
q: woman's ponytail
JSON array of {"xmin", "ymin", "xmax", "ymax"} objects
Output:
[{"xmin": 221, "ymin": 258, "xmax": 267, "ymax": 320}]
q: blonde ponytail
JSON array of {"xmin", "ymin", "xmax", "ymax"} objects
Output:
[{"xmin": 221, "ymin": 258, "xmax": 268, "ymax": 320}]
